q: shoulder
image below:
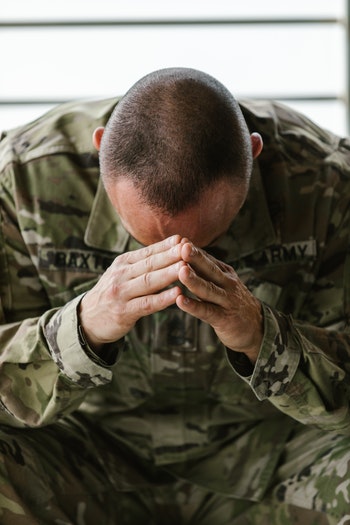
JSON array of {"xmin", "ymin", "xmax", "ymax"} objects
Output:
[
  {"xmin": 240, "ymin": 99, "xmax": 350, "ymax": 185},
  {"xmin": 0, "ymin": 97, "xmax": 120, "ymax": 171},
  {"xmin": 239, "ymin": 99, "xmax": 340, "ymax": 152}
]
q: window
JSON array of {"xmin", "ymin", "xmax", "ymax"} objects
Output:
[{"xmin": 0, "ymin": 0, "xmax": 347, "ymax": 135}]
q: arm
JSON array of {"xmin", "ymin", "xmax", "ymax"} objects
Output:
[
  {"xmin": 176, "ymin": 203, "xmax": 350, "ymax": 432},
  {"xmin": 0, "ymin": 197, "xmax": 114, "ymax": 427},
  {"xmin": 0, "ymin": 179, "xmax": 185, "ymax": 428},
  {"xmin": 243, "ymin": 303, "xmax": 350, "ymax": 431},
  {"xmin": 246, "ymin": 163, "xmax": 350, "ymax": 430},
  {"xmin": 0, "ymin": 98, "xmax": 128, "ymax": 427}
]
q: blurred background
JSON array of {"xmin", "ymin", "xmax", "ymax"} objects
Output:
[{"xmin": 0, "ymin": 0, "xmax": 348, "ymax": 135}]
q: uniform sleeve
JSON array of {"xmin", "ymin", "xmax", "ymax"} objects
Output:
[
  {"xmin": 0, "ymin": 163, "xmax": 114, "ymax": 428},
  {"xmin": 228, "ymin": 291, "xmax": 350, "ymax": 434},
  {"xmin": 0, "ymin": 301, "xmax": 114, "ymax": 428},
  {"xmin": 242, "ymin": 302, "xmax": 350, "ymax": 433},
  {"xmin": 229, "ymin": 142, "xmax": 350, "ymax": 434}
]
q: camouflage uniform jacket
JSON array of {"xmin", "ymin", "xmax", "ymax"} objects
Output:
[{"xmin": 0, "ymin": 97, "xmax": 349, "ymax": 501}]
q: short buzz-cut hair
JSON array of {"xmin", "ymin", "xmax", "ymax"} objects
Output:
[{"xmin": 99, "ymin": 67, "xmax": 253, "ymax": 215}]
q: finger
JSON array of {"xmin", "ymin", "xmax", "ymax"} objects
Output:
[
  {"xmin": 127, "ymin": 285, "xmax": 182, "ymax": 318},
  {"xmin": 130, "ymin": 243, "xmax": 184, "ymax": 280},
  {"xmin": 125, "ymin": 234, "xmax": 182, "ymax": 264},
  {"xmin": 180, "ymin": 242, "xmax": 232, "ymax": 286},
  {"xmin": 117, "ymin": 236, "xmax": 184, "ymax": 282},
  {"xmin": 178, "ymin": 264, "xmax": 226, "ymax": 305},
  {"xmin": 126, "ymin": 260, "xmax": 186, "ymax": 298},
  {"xmin": 176, "ymin": 292, "xmax": 218, "ymax": 323}
]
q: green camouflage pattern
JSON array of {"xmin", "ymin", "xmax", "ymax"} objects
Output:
[
  {"xmin": 0, "ymin": 416, "xmax": 349, "ymax": 524},
  {"xmin": 0, "ymin": 97, "xmax": 349, "ymax": 522}
]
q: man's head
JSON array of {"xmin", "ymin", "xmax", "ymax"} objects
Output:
[{"xmin": 93, "ymin": 67, "xmax": 262, "ymax": 246}]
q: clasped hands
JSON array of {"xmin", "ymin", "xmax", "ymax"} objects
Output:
[{"xmin": 79, "ymin": 235, "xmax": 263, "ymax": 362}]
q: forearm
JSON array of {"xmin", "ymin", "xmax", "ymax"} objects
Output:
[
  {"xmin": 0, "ymin": 296, "xmax": 117, "ymax": 427},
  {"xmin": 229, "ymin": 303, "xmax": 350, "ymax": 433}
]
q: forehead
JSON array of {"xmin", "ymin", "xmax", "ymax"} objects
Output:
[{"xmin": 106, "ymin": 178, "xmax": 247, "ymax": 246}]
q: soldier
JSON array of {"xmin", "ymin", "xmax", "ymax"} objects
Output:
[{"xmin": 0, "ymin": 67, "xmax": 349, "ymax": 524}]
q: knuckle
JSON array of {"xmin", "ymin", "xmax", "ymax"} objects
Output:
[
  {"xmin": 207, "ymin": 280, "xmax": 218, "ymax": 295},
  {"xmin": 144, "ymin": 255, "xmax": 154, "ymax": 271},
  {"xmin": 110, "ymin": 282, "xmax": 122, "ymax": 298},
  {"xmin": 207, "ymin": 281, "xmax": 216, "ymax": 293},
  {"xmin": 142, "ymin": 271, "xmax": 152, "ymax": 288},
  {"xmin": 114, "ymin": 252, "xmax": 128, "ymax": 265},
  {"xmin": 142, "ymin": 245, "xmax": 153, "ymax": 259},
  {"xmin": 139, "ymin": 295, "xmax": 154, "ymax": 314},
  {"xmin": 223, "ymin": 262, "xmax": 235, "ymax": 273}
]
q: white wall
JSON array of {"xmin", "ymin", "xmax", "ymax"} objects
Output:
[{"xmin": 0, "ymin": 0, "xmax": 347, "ymax": 135}]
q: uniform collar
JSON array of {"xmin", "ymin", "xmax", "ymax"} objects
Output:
[
  {"xmin": 212, "ymin": 161, "xmax": 277, "ymax": 262},
  {"xmin": 84, "ymin": 178, "xmax": 130, "ymax": 253},
  {"xmin": 84, "ymin": 162, "xmax": 276, "ymax": 259}
]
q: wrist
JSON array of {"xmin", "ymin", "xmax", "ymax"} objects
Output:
[
  {"xmin": 77, "ymin": 323, "xmax": 120, "ymax": 366},
  {"xmin": 77, "ymin": 322, "xmax": 103, "ymax": 353}
]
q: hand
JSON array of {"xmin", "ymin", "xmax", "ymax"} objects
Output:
[
  {"xmin": 176, "ymin": 241, "xmax": 263, "ymax": 362},
  {"xmin": 79, "ymin": 235, "xmax": 185, "ymax": 350}
]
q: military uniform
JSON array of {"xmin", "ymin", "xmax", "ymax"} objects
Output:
[{"xmin": 0, "ymin": 97, "xmax": 349, "ymax": 524}]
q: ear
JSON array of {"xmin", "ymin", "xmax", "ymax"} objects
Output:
[
  {"xmin": 250, "ymin": 132, "xmax": 263, "ymax": 159},
  {"xmin": 92, "ymin": 127, "xmax": 105, "ymax": 151}
]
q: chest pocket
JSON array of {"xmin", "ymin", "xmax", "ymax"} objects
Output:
[
  {"xmin": 250, "ymin": 277, "xmax": 312, "ymax": 319},
  {"xmin": 49, "ymin": 278, "xmax": 99, "ymax": 308},
  {"xmin": 250, "ymin": 280, "xmax": 283, "ymax": 307},
  {"xmin": 236, "ymin": 252, "xmax": 317, "ymax": 318}
]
